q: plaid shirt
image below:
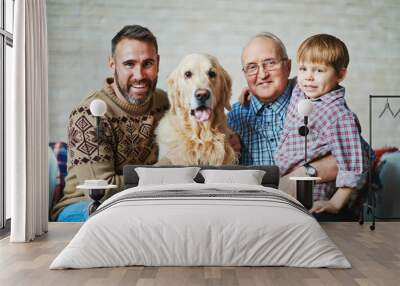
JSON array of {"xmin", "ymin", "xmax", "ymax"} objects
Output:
[
  {"xmin": 228, "ymin": 79, "xmax": 296, "ymax": 165},
  {"xmin": 275, "ymin": 84, "xmax": 368, "ymax": 200}
]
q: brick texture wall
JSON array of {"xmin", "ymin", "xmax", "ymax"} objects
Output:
[{"xmin": 47, "ymin": 0, "xmax": 400, "ymax": 148}]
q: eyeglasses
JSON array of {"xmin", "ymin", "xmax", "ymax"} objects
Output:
[{"xmin": 242, "ymin": 58, "xmax": 287, "ymax": 76}]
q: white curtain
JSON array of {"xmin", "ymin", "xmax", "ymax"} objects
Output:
[{"xmin": 7, "ymin": 0, "xmax": 49, "ymax": 242}]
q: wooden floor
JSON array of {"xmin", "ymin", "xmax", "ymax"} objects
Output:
[{"xmin": 0, "ymin": 222, "xmax": 399, "ymax": 286}]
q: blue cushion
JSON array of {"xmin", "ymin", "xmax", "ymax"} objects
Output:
[
  {"xmin": 375, "ymin": 151, "xmax": 400, "ymax": 218},
  {"xmin": 57, "ymin": 200, "xmax": 90, "ymax": 222},
  {"xmin": 49, "ymin": 142, "xmax": 68, "ymax": 209},
  {"xmin": 48, "ymin": 146, "xmax": 59, "ymax": 211}
]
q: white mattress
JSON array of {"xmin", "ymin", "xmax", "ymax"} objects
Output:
[{"xmin": 50, "ymin": 183, "xmax": 351, "ymax": 269}]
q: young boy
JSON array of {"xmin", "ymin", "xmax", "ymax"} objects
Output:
[{"xmin": 275, "ymin": 34, "xmax": 368, "ymax": 215}]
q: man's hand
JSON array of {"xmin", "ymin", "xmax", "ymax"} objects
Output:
[
  {"xmin": 310, "ymin": 200, "xmax": 340, "ymax": 214},
  {"xmin": 239, "ymin": 87, "xmax": 251, "ymax": 105},
  {"xmin": 228, "ymin": 133, "xmax": 241, "ymax": 154},
  {"xmin": 291, "ymin": 155, "xmax": 338, "ymax": 183}
]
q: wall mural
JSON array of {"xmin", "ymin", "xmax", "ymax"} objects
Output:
[{"xmin": 47, "ymin": 0, "xmax": 400, "ymax": 222}]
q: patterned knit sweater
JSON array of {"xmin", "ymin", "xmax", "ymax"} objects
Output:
[{"xmin": 51, "ymin": 78, "xmax": 169, "ymax": 220}]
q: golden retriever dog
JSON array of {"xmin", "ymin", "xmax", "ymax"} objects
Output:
[{"xmin": 155, "ymin": 53, "xmax": 237, "ymax": 165}]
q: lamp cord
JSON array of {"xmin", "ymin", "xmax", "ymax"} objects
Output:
[
  {"xmin": 96, "ymin": 116, "xmax": 101, "ymax": 156},
  {"xmin": 304, "ymin": 116, "xmax": 308, "ymax": 163}
]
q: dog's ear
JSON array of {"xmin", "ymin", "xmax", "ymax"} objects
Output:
[
  {"xmin": 167, "ymin": 68, "xmax": 179, "ymax": 114},
  {"xmin": 219, "ymin": 65, "xmax": 232, "ymax": 111}
]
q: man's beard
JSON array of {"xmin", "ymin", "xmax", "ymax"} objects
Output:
[{"xmin": 114, "ymin": 71, "xmax": 156, "ymax": 105}]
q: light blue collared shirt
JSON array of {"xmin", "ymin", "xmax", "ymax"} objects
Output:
[{"xmin": 228, "ymin": 78, "xmax": 296, "ymax": 165}]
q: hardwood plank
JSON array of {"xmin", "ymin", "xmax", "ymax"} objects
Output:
[{"xmin": 0, "ymin": 222, "xmax": 399, "ymax": 286}]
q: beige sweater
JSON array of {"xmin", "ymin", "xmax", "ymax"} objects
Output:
[{"xmin": 51, "ymin": 78, "xmax": 169, "ymax": 220}]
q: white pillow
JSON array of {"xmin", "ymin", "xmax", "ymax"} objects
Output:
[
  {"xmin": 200, "ymin": 169, "xmax": 266, "ymax": 185},
  {"xmin": 135, "ymin": 167, "xmax": 201, "ymax": 186}
]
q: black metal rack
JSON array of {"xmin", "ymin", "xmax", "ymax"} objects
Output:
[{"xmin": 359, "ymin": 95, "xmax": 400, "ymax": 230}]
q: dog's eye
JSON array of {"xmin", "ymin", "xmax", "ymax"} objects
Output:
[
  {"xmin": 184, "ymin": 71, "xmax": 192, "ymax": 79},
  {"xmin": 208, "ymin": 70, "xmax": 217, "ymax": 79}
]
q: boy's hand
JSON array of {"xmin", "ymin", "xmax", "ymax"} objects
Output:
[
  {"xmin": 228, "ymin": 133, "xmax": 241, "ymax": 154},
  {"xmin": 309, "ymin": 187, "xmax": 353, "ymax": 214},
  {"xmin": 239, "ymin": 87, "xmax": 251, "ymax": 105},
  {"xmin": 309, "ymin": 200, "xmax": 340, "ymax": 214}
]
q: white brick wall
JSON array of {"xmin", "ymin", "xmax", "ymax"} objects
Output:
[{"xmin": 47, "ymin": 0, "xmax": 400, "ymax": 148}]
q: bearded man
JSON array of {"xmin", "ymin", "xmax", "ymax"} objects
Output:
[{"xmin": 51, "ymin": 25, "xmax": 169, "ymax": 221}]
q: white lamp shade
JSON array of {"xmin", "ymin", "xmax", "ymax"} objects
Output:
[
  {"xmin": 297, "ymin": 99, "xmax": 314, "ymax": 116},
  {"xmin": 90, "ymin": 99, "xmax": 107, "ymax": 116}
]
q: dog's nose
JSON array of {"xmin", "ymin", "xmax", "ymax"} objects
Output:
[{"xmin": 195, "ymin": 89, "xmax": 210, "ymax": 101}]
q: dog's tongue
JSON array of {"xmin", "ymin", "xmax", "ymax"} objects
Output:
[{"xmin": 194, "ymin": 108, "xmax": 211, "ymax": 122}]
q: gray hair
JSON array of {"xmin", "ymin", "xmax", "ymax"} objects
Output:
[{"xmin": 243, "ymin": 32, "xmax": 288, "ymax": 59}]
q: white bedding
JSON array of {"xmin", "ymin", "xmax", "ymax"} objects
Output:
[{"xmin": 50, "ymin": 183, "xmax": 351, "ymax": 269}]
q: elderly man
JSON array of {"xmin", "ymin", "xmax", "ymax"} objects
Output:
[
  {"xmin": 51, "ymin": 25, "xmax": 170, "ymax": 221},
  {"xmin": 227, "ymin": 32, "xmax": 358, "ymax": 217},
  {"xmin": 229, "ymin": 32, "xmax": 336, "ymax": 174}
]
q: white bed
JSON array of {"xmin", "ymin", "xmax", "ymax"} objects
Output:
[{"xmin": 50, "ymin": 182, "xmax": 351, "ymax": 269}]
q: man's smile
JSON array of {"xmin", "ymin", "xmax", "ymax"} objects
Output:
[{"xmin": 256, "ymin": 81, "xmax": 273, "ymax": 87}]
